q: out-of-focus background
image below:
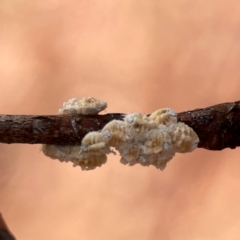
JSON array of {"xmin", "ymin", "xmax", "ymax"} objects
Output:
[{"xmin": 1, "ymin": 0, "xmax": 240, "ymax": 239}]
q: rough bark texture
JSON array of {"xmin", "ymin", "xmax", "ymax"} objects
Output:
[
  {"xmin": 0, "ymin": 101, "xmax": 239, "ymax": 150},
  {"xmin": 177, "ymin": 101, "xmax": 240, "ymax": 150}
]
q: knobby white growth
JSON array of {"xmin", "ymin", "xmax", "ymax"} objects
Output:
[
  {"xmin": 41, "ymin": 97, "xmax": 199, "ymax": 171},
  {"xmin": 58, "ymin": 97, "xmax": 107, "ymax": 115},
  {"xmin": 42, "ymin": 97, "xmax": 109, "ymax": 170}
]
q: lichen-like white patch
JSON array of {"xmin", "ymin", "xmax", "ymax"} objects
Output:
[
  {"xmin": 41, "ymin": 97, "xmax": 109, "ymax": 170},
  {"xmin": 41, "ymin": 97, "xmax": 199, "ymax": 171},
  {"xmin": 102, "ymin": 109, "xmax": 199, "ymax": 170},
  {"xmin": 58, "ymin": 97, "xmax": 107, "ymax": 115},
  {"xmin": 111, "ymin": 114, "xmax": 175, "ymax": 169}
]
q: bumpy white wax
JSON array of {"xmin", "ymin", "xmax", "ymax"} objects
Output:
[
  {"xmin": 42, "ymin": 97, "xmax": 199, "ymax": 171},
  {"xmin": 42, "ymin": 97, "xmax": 110, "ymax": 170}
]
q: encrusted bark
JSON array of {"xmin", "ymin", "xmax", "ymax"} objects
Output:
[
  {"xmin": 0, "ymin": 101, "xmax": 240, "ymax": 150},
  {"xmin": 177, "ymin": 101, "xmax": 240, "ymax": 150}
]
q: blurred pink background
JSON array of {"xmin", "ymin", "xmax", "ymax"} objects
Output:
[{"xmin": 1, "ymin": 1, "xmax": 240, "ymax": 239}]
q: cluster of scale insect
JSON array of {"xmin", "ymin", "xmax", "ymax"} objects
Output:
[
  {"xmin": 101, "ymin": 109, "xmax": 199, "ymax": 170},
  {"xmin": 102, "ymin": 112, "xmax": 171, "ymax": 169},
  {"xmin": 41, "ymin": 97, "xmax": 199, "ymax": 171},
  {"xmin": 58, "ymin": 97, "xmax": 107, "ymax": 115},
  {"xmin": 41, "ymin": 97, "xmax": 111, "ymax": 170}
]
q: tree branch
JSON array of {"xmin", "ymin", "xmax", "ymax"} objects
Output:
[{"xmin": 0, "ymin": 101, "xmax": 239, "ymax": 151}]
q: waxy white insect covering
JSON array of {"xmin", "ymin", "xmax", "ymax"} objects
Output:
[{"xmin": 42, "ymin": 97, "xmax": 199, "ymax": 171}]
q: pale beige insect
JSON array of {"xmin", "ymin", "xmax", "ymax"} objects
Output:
[
  {"xmin": 124, "ymin": 112, "xmax": 157, "ymax": 138},
  {"xmin": 141, "ymin": 129, "xmax": 171, "ymax": 155},
  {"xmin": 149, "ymin": 108, "xmax": 177, "ymax": 126},
  {"xmin": 171, "ymin": 122, "xmax": 199, "ymax": 153},
  {"xmin": 72, "ymin": 154, "xmax": 107, "ymax": 171},
  {"xmin": 118, "ymin": 144, "xmax": 143, "ymax": 165},
  {"xmin": 102, "ymin": 120, "xmax": 128, "ymax": 147}
]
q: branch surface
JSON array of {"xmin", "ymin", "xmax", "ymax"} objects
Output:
[{"xmin": 0, "ymin": 101, "xmax": 240, "ymax": 150}]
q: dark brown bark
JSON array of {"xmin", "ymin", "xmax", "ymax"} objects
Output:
[
  {"xmin": 177, "ymin": 101, "xmax": 240, "ymax": 150},
  {"xmin": 0, "ymin": 101, "xmax": 240, "ymax": 151}
]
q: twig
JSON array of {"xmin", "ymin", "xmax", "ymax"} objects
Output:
[{"xmin": 0, "ymin": 101, "xmax": 239, "ymax": 150}]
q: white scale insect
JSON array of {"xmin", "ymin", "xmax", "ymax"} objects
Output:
[{"xmin": 42, "ymin": 97, "xmax": 199, "ymax": 171}]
